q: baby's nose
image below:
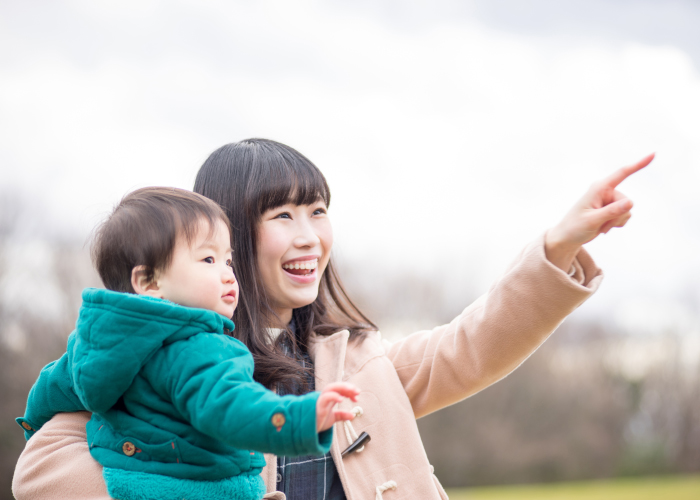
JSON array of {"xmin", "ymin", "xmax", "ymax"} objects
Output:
[{"xmin": 223, "ymin": 267, "xmax": 236, "ymax": 283}]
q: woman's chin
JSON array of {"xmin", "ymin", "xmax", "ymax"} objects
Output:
[{"xmin": 284, "ymin": 289, "xmax": 320, "ymax": 311}]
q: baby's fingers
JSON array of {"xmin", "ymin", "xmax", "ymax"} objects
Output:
[
  {"xmin": 322, "ymin": 382, "xmax": 360, "ymax": 402},
  {"xmin": 331, "ymin": 410, "xmax": 355, "ymax": 423},
  {"xmin": 316, "ymin": 394, "xmax": 353, "ymax": 432},
  {"xmin": 318, "ymin": 391, "xmax": 344, "ymax": 409}
]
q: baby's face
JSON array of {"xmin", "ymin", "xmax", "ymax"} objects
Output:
[{"xmin": 156, "ymin": 219, "xmax": 238, "ymax": 318}]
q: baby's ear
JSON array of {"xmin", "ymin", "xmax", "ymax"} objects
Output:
[{"xmin": 131, "ymin": 266, "xmax": 162, "ymax": 297}]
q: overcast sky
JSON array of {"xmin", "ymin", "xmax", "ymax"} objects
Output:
[{"xmin": 1, "ymin": 0, "xmax": 700, "ymax": 335}]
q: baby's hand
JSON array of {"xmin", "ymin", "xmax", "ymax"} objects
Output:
[{"xmin": 316, "ymin": 382, "xmax": 360, "ymax": 432}]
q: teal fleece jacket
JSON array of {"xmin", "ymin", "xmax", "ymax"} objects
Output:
[{"xmin": 18, "ymin": 288, "xmax": 331, "ymax": 499}]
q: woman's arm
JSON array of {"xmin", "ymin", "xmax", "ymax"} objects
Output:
[
  {"xmin": 385, "ymin": 154, "xmax": 652, "ymax": 418},
  {"xmin": 12, "ymin": 412, "xmax": 110, "ymax": 500},
  {"xmin": 386, "ymin": 234, "xmax": 602, "ymax": 418}
]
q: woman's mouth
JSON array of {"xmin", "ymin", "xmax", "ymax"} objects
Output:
[{"xmin": 282, "ymin": 258, "xmax": 318, "ymax": 276}]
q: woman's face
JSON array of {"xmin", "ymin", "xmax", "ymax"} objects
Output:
[{"xmin": 256, "ymin": 199, "xmax": 333, "ymax": 326}]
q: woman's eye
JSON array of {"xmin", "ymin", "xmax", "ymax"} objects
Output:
[
  {"xmin": 226, "ymin": 258, "xmax": 233, "ymax": 267},
  {"xmin": 313, "ymin": 207, "xmax": 327, "ymax": 216},
  {"xmin": 203, "ymin": 257, "xmax": 214, "ymax": 264},
  {"xmin": 274, "ymin": 212, "xmax": 291, "ymax": 219}
]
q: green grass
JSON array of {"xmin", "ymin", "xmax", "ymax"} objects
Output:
[{"xmin": 445, "ymin": 475, "xmax": 700, "ymax": 500}]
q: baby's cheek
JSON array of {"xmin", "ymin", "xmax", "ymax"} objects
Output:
[{"xmin": 195, "ymin": 282, "xmax": 221, "ymax": 309}]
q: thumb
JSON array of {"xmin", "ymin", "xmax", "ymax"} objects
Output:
[{"xmin": 593, "ymin": 198, "xmax": 633, "ymax": 226}]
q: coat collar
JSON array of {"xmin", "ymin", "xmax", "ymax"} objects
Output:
[{"xmin": 308, "ymin": 329, "xmax": 349, "ymax": 390}]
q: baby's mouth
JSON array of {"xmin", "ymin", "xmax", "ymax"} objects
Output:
[{"xmin": 282, "ymin": 258, "xmax": 318, "ymax": 276}]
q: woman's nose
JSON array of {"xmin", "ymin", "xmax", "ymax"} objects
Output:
[{"xmin": 293, "ymin": 217, "xmax": 321, "ymax": 247}]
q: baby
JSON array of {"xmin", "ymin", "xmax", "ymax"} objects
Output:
[{"xmin": 17, "ymin": 187, "xmax": 359, "ymax": 500}]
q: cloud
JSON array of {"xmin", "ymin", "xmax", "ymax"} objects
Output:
[{"xmin": 1, "ymin": 1, "xmax": 699, "ymax": 321}]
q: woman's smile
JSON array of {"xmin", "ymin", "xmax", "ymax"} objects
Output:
[{"xmin": 282, "ymin": 257, "xmax": 319, "ymax": 279}]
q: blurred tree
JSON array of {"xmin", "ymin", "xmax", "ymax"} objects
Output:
[
  {"xmin": 1, "ymin": 194, "xmax": 698, "ymax": 497},
  {"xmin": 0, "ymin": 189, "xmax": 98, "ymax": 499}
]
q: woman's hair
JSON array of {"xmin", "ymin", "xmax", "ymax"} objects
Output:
[
  {"xmin": 92, "ymin": 187, "xmax": 231, "ymax": 293},
  {"xmin": 194, "ymin": 139, "xmax": 376, "ymax": 390}
]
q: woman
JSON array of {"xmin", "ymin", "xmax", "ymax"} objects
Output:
[{"xmin": 13, "ymin": 139, "xmax": 651, "ymax": 500}]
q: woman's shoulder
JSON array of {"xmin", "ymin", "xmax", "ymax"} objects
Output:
[{"xmin": 342, "ymin": 330, "xmax": 388, "ymax": 373}]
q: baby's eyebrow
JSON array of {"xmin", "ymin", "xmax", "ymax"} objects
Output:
[{"xmin": 197, "ymin": 241, "xmax": 233, "ymax": 254}]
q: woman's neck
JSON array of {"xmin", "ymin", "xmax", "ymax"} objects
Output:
[
  {"xmin": 269, "ymin": 308, "xmax": 293, "ymax": 328},
  {"xmin": 265, "ymin": 308, "xmax": 294, "ymax": 345}
]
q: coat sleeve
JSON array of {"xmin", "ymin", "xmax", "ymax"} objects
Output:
[
  {"xmin": 12, "ymin": 412, "xmax": 110, "ymax": 500},
  {"xmin": 384, "ymin": 233, "xmax": 603, "ymax": 419},
  {"xmin": 17, "ymin": 337, "xmax": 86, "ymax": 440},
  {"xmin": 146, "ymin": 333, "xmax": 332, "ymax": 457}
]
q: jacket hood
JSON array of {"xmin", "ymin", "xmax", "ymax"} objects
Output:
[{"xmin": 70, "ymin": 288, "xmax": 235, "ymax": 413}]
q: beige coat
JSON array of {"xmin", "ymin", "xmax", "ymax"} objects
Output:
[{"xmin": 13, "ymin": 235, "xmax": 602, "ymax": 500}]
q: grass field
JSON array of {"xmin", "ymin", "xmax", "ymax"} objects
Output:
[{"xmin": 445, "ymin": 475, "xmax": 700, "ymax": 500}]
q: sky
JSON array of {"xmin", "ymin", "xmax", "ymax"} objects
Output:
[{"xmin": 1, "ymin": 0, "xmax": 700, "ymax": 336}]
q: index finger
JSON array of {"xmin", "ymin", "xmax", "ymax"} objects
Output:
[{"xmin": 604, "ymin": 153, "xmax": 655, "ymax": 188}]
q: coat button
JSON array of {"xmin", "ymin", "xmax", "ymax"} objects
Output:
[
  {"xmin": 122, "ymin": 442, "xmax": 136, "ymax": 456},
  {"xmin": 21, "ymin": 422, "xmax": 33, "ymax": 431},
  {"xmin": 271, "ymin": 413, "xmax": 286, "ymax": 431},
  {"xmin": 276, "ymin": 473, "xmax": 282, "ymax": 483}
]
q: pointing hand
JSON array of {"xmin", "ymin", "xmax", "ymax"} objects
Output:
[{"xmin": 544, "ymin": 153, "xmax": 654, "ymax": 272}]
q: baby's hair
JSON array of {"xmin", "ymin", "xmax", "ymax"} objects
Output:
[{"xmin": 92, "ymin": 187, "xmax": 231, "ymax": 293}]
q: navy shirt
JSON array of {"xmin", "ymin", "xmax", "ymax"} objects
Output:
[{"xmin": 276, "ymin": 330, "xmax": 347, "ymax": 500}]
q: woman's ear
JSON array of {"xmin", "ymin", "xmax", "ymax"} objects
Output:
[{"xmin": 131, "ymin": 265, "xmax": 163, "ymax": 297}]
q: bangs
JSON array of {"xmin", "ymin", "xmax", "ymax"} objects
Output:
[
  {"xmin": 252, "ymin": 142, "xmax": 331, "ymax": 215},
  {"xmin": 177, "ymin": 208, "xmax": 226, "ymax": 247}
]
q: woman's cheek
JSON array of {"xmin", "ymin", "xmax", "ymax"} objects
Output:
[
  {"xmin": 257, "ymin": 225, "xmax": 286, "ymax": 275},
  {"xmin": 318, "ymin": 220, "xmax": 334, "ymax": 269}
]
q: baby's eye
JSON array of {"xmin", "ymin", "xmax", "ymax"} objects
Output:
[
  {"xmin": 226, "ymin": 258, "xmax": 233, "ymax": 267},
  {"xmin": 203, "ymin": 257, "xmax": 214, "ymax": 264}
]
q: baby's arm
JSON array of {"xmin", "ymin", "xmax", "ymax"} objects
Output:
[
  {"xmin": 149, "ymin": 334, "xmax": 356, "ymax": 457},
  {"xmin": 18, "ymin": 344, "xmax": 86, "ymax": 439}
]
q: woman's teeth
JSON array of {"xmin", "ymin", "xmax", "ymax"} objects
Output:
[{"xmin": 282, "ymin": 259, "xmax": 318, "ymax": 275}]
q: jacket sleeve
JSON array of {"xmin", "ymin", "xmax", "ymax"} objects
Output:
[
  {"xmin": 145, "ymin": 334, "xmax": 332, "ymax": 457},
  {"xmin": 385, "ymin": 233, "xmax": 603, "ymax": 419},
  {"xmin": 12, "ymin": 412, "xmax": 110, "ymax": 500},
  {"xmin": 17, "ymin": 340, "xmax": 86, "ymax": 440}
]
